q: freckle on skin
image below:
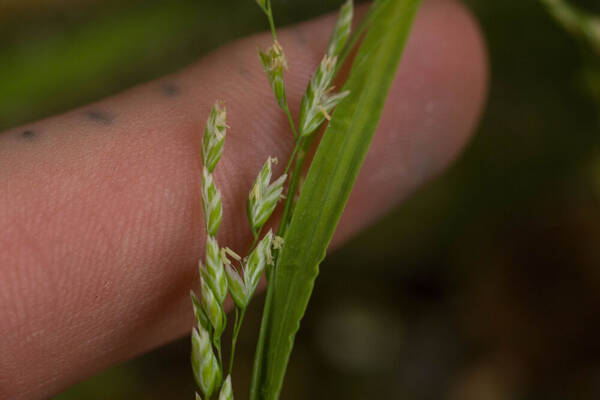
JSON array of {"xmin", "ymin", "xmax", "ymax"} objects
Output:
[
  {"xmin": 160, "ymin": 82, "xmax": 181, "ymax": 97},
  {"xmin": 21, "ymin": 130, "xmax": 36, "ymax": 139},
  {"xmin": 239, "ymin": 67, "xmax": 252, "ymax": 79},
  {"xmin": 85, "ymin": 110, "xmax": 114, "ymax": 125}
]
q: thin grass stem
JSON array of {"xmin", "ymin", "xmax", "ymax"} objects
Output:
[
  {"xmin": 284, "ymin": 140, "xmax": 301, "ymax": 176},
  {"xmin": 278, "ymin": 135, "xmax": 316, "ymax": 237},
  {"xmin": 282, "ymin": 104, "xmax": 299, "ymax": 140},
  {"xmin": 265, "ymin": 1, "xmax": 278, "ymax": 42},
  {"xmin": 248, "ymin": 226, "xmax": 263, "ymax": 254},
  {"xmin": 228, "ymin": 307, "xmax": 247, "ymax": 376}
]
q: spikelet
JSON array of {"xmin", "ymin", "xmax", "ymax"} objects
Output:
[
  {"xmin": 298, "ymin": 0, "xmax": 353, "ymax": 138},
  {"xmin": 244, "ymin": 230, "xmax": 273, "ymax": 297},
  {"xmin": 218, "ymin": 375, "xmax": 234, "ymax": 400},
  {"xmin": 204, "ymin": 236, "xmax": 228, "ymax": 304},
  {"xmin": 224, "ymin": 263, "xmax": 248, "ymax": 309},
  {"xmin": 191, "ymin": 326, "xmax": 222, "ymax": 398},
  {"xmin": 224, "ymin": 231, "xmax": 273, "ymax": 310},
  {"xmin": 202, "ymin": 102, "xmax": 227, "ymax": 173},
  {"xmin": 327, "ymin": 0, "xmax": 353, "ymax": 58},
  {"xmin": 200, "ymin": 275, "xmax": 226, "ymax": 338},
  {"xmin": 190, "ymin": 290, "xmax": 210, "ymax": 332},
  {"xmin": 247, "ymin": 158, "xmax": 286, "ymax": 233},
  {"xmin": 201, "ymin": 167, "xmax": 223, "ymax": 236},
  {"xmin": 298, "ymin": 55, "xmax": 349, "ymax": 138},
  {"xmin": 259, "ymin": 42, "xmax": 289, "ymax": 108}
]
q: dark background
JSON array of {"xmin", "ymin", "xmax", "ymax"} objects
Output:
[{"xmin": 2, "ymin": 0, "xmax": 599, "ymax": 398}]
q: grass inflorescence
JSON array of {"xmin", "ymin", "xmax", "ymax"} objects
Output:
[{"xmin": 189, "ymin": 0, "xmax": 421, "ymax": 398}]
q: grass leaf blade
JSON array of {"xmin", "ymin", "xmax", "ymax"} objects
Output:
[{"xmin": 249, "ymin": 0, "xmax": 421, "ymax": 398}]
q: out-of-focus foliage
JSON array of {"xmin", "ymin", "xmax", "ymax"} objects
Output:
[{"xmin": 2, "ymin": 0, "xmax": 600, "ymax": 399}]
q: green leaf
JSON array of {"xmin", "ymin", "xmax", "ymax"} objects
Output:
[{"xmin": 249, "ymin": 1, "xmax": 421, "ymax": 398}]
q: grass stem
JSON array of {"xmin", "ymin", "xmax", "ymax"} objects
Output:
[
  {"xmin": 283, "ymin": 104, "xmax": 299, "ymax": 140},
  {"xmin": 228, "ymin": 307, "xmax": 247, "ymax": 376},
  {"xmin": 279, "ymin": 137, "xmax": 314, "ymax": 237},
  {"xmin": 265, "ymin": 1, "xmax": 278, "ymax": 42}
]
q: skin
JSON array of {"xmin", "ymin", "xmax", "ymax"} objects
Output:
[{"xmin": 0, "ymin": 1, "xmax": 487, "ymax": 399}]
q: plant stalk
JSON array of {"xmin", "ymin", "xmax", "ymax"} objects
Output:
[
  {"xmin": 282, "ymin": 104, "xmax": 299, "ymax": 140},
  {"xmin": 229, "ymin": 307, "xmax": 247, "ymax": 376}
]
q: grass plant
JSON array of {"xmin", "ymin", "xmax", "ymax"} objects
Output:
[{"xmin": 190, "ymin": 1, "xmax": 421, "ymax": 398}]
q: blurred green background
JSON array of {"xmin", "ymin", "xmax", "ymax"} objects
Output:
[{"xmin": 2, "ymin": 0, "xmax": 600, "ymax": 398}]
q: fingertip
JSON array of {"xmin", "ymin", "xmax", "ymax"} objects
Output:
[{"xmin": 334, "ymin": 0, "xmax": 488, "ymax": 244}]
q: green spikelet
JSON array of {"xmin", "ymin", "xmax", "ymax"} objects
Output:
[
  {"xmin": 327, "ymin": 0, "xmax": 353, "ymax": 58},
  {"xmin": 191, "ymin": 327, "xmax": 222, "ymax": 398},
  {"xmin": 247, "ymin": 158, "xmax": 286, "ymax": 234}
]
